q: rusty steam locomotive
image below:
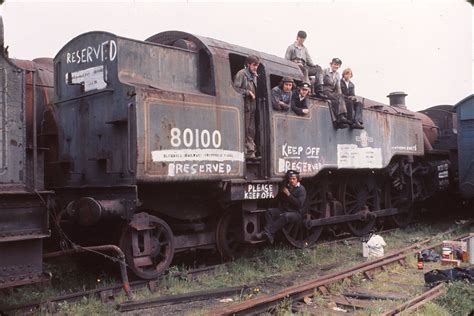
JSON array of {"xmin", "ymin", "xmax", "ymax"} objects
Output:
[
  {"xmin": 1, "ymin": 22, "xmax": 468, "ymax": 286},
  {"xmin": 0, "ymin": 21, "xmax": 54, "ymax": 287}
]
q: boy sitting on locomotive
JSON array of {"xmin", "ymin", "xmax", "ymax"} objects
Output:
[
  {"xmin": 341, "ymin": 68, "xmax": 364, "ymax": 129},
  {"xmin": 285, "ymin": 30, "xmax": 325, "ymax": 98},
  {"xmin": 322, "ymin": 57, "xmax": 351, "ymax": 129},
  {"xmin": 257, "ymin": 170, "xmax": 307, "ymax": 244}
]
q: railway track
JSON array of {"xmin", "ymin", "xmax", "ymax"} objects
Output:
[
  {"xmin": 381, "ymin": 283, "xmax": 445, "ymax": 316},
  {"xmin": 0, "ymin": 228, "xmax": 398, "ymax": 315},
  {"xmin": 2, "ymin": 226, "xmax": 469, "ymax": 315},
  {"xmin": 208, "ymin": 232, "xmax": 471, "ymax": 315}
]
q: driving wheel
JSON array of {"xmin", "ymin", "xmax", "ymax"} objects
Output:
[
  {"xmin": 339, "ymin": 176, "xmax": 378, "ymax": 236},
  {"xmin": 119, "ymin": 212, "xmax": 175, "ymax": 279},
  {"xmin": 283, "ymin": 182, "xmax": 329, "ymax": 248}
]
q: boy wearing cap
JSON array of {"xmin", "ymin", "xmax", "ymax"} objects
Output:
[
  {"xmin": 285, "ymin": 31, "xmax": 325, "ymax": 98},
  {"xmin": 257, "ymin": 170, "xmax": 307, "ymax": 244},
  {"xmin": 291, "ymin": 82, "xmax": 310, "ymax": 116},
  {"xmin": 271, "ymin": 77, "xmax": 294, "ymax": 111},
  {"xmin": 233, "ymin": 55, "xmax": 260, "ymax": 159},
  {"xmin": 322, "ymin": 58, "xmax": 350, "ymax": 128}
]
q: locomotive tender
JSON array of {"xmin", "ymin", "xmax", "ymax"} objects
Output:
[
  {"xmin": 0, "ymin": 19, "xmax": 53, "ymax": 288},
  {"xmin": 49, "ymin": 30, "xmax": 451, "ymax": 279}
]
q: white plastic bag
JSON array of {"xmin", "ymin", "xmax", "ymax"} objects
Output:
[{"xmin": 366, "ymin": 234, "xmax": 386, "ymax": 258}]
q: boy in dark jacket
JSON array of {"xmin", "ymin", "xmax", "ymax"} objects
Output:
[
  {"xmin": 291, "ymin": 82, "xmax": 311, "ymax": 116},
  {"xmin": 341, "ymin": 68, "xmax": 364, "ymax": 129},
  {"xmin": 257, "ymin": 170, "xmax": 307, "ymax": 244},
  {"xmin": 271, "ymin": 77, "xmax": 294, "ymax": 111},
  {"xmin": 233, "ymin": 55, "xmax": 260, "ymax": 159}
]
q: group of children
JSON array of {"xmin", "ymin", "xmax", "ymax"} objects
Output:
[
  {"xmin": 282, "ymin": 30, "xmax": 364, "ymax": 129},
  {"xmin": 233, "ymin": 30, "xmax": 364, "ymax": 159}
]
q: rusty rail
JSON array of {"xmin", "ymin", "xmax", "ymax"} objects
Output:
[
  {"xmin": 43, "ymin": 245, "xmax": 133, "ymax": 300},
  {"xmin": 3, "ymin": 227, "xmax": 463, "ymax": 315},
  {"xmin": 117, "ymin": 286, "xmax": 247, "ymax": 312},
  {"xmin": 0, "ymin": 261, "xmax": 225, "ymax": 314},
  {"xmin": 208, "ymin": 232, "xmax": 470, "ymax": 315},
  {"xmin": 381, "ymin": 283, "xmax": 445, "ymax": 315}
]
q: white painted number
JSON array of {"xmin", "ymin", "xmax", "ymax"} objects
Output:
[
  {"xmin": 212, "ymin": 130, "xmax": 221, "ymax": 148},
  {"xmin": 170, "ymin": 128, "xmax": 181, "ymax": 147},
  {"xmin": 170, "ymin": 128, "xmax": 222, "ymax": 148},
  {"xmin": 183, "ymin": 128, "xmax": 193, "ymax": 147},
  {"xmin": 200, "ymin": 129, "xmax": 210, "ymax": 148}
]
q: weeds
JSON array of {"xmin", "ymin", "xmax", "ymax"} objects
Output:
[
  {"xmin": 409, "ymin": 302, "xmax": 450, "ymax": 316},
  {"xmin": 434, "ymin": 281, "xmax": 474, "ymax": 316},
  {"xmin": 274, "ymin": 295, "xmax": 292, "ymax": 315},
  {"xmin": 1, "ymin": 221, "xmax": 471, "ymax": 315}
]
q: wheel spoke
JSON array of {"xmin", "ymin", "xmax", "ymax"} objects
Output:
[
  {"xmin": 342, "ymin": 177, "xmax": 376, "ymax": 236},
  {"xmin": 120, "ymin": 214, "xmax": 175, "ymax": 280}
]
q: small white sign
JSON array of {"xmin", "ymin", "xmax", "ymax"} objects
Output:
[
  {"xmin": 244, "ymin": 184, "xmax": 275, "ymax": 199},
  {"xmin": 67, "ymin": 65, "xmax": 107, "ymax": 92},
  {"xmin": 151, "ymin": 148, "xmax": 244, "ymax": 163},
  {"xmin": 337, "ymin": 144, "xmax": 382, "ymax": 168}
]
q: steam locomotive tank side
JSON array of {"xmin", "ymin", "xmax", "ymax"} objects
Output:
[{"xmin": 0, "ymin": 18, "xmax": 53, "ymax": 289}]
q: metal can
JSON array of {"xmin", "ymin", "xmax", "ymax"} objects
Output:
[{"xmin": 442, "ymin": 247, "xmax": 452, "ymax": 259}]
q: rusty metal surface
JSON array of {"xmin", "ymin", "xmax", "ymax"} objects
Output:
[
  {"xmin": 53, "ymin": 30, "xmax": 427, "ymax": 186},
  {"xmin": 0, "ymin": 17, "xmax": 53, "ymax": 289},
  {"xmin": 0, "ymin": 192, "xmax": 51, "ymax": 289},
  {"xmin": 0, "ymin": 55, "xmax": 53, "ymax": 190},
  {"xmin": 418, "ymin": 105, "xmax": 457, "ymax": 152},
  {"xmin": 146, "ymin": 31, "xmax": 303, "ymax": 78},
  {"xmin": 455, "ymin": 94, "xmax": 474, "ymax": 199},
  {"xmin": 271, "ymin": 101, "xmax": 424, "ymax": 178}
]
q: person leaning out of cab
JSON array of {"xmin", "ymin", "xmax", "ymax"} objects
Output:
[
  {"xmin": 233, "ymin": 55, "xmax": 260, "ymax": 159},
  {"xmin": 271, "ymin": 77, "xmax": 294, "ymax": 111},
  {"xmin": 291, "ymin": 82, "xmax": 311, "ymax": 116}
]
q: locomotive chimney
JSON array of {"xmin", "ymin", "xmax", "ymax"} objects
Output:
[{"xmin": 387, "ymin": 91, "xmax": 408, "ymax": 109}]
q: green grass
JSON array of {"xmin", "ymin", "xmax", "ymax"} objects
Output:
[
  {"xmin": 434, "ymin": 281, "xmax": 474, "ymax": 316},
  {"xmin": 1, "ymin": 221, "xmax": 471, "ymax": 315},
  {"xmin": 408, "ymin": 302, "xmax": 450, "ymax": 316}
]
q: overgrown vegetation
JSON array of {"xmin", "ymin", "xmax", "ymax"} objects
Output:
[
  {"xmin": 0, "ymin": 221, "xmax": 471, "ymax": 315},
  {"xmin": 433, "ymin": 281, "xmax": 474, "ymax": 316}
]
